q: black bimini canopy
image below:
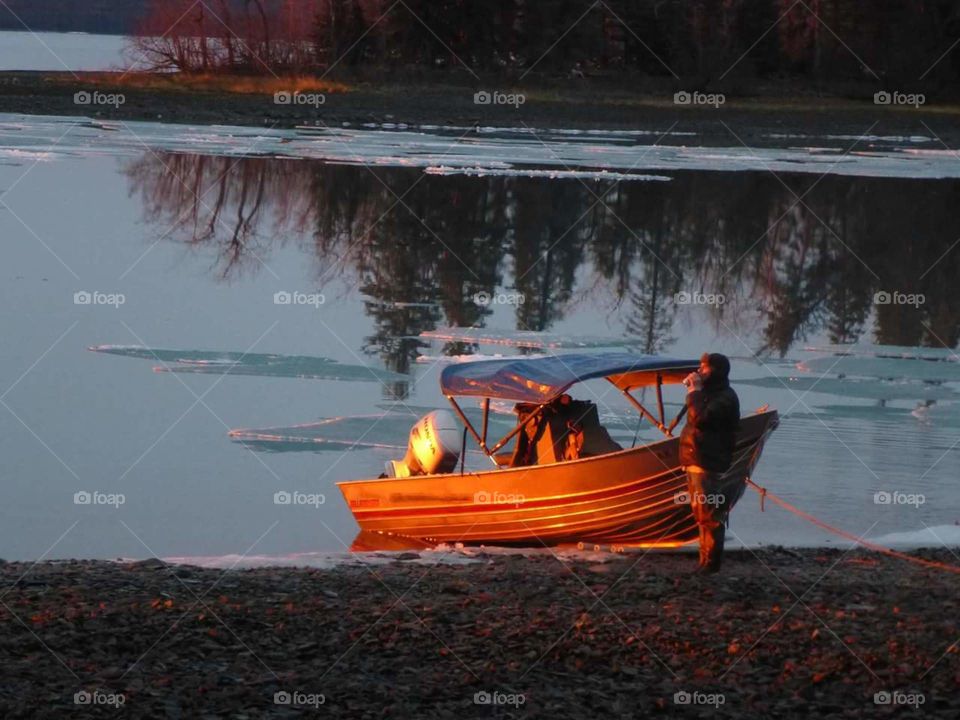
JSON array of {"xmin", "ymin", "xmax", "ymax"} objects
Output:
[{"xmin": 439, "ymin": 353, "xmax": 699, "ymax": 403}]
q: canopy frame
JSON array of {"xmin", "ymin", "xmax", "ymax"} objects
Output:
[
  {"xmin": 439, "ymin": 353, "xmax": 699, "ymax": 405},
  {"xmin": 446, "ymin": 395, "xmax": 550, "ymax": 467},
  {"xmin": 614, "ymin": 372, "xmax": 677, "ymax": 437},
  {"xmin": 446, "ymin": 371, "xmax": 691, "ymax": 467},
  {"xmin": 440, "ymin": 354, "xmax": 699, "ymax": 465}
]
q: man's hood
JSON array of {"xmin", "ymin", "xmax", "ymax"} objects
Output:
[{"xmin": 702, "ymin": 352, "xmax": 731, "ymax": 389}]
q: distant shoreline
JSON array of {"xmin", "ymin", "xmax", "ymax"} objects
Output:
[
  {"xmin": 0, "ymin": 29, "xmax": 128, "ymax": 37},
  {"xmin": 3, "ymin": 71, "xmax": 960, "ymax": 147}
]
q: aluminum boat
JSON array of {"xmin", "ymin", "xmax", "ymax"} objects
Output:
[{"xmin": 338, "ymin": 353, "xmax": 778, "ymax": 547}]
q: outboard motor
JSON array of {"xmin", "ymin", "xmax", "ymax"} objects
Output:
[{"xmin": 385, "ymin": 410, "xmax": 461, "ymax": 478}]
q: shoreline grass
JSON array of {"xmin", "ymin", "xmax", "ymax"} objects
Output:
[{"xmin": 49, "ymin": 71, "xmax": 350, "ymax": 96}]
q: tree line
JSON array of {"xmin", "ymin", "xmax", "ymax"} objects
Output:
[{"xmin": 120, "ymin": 0, "xmax": 960, "ymax": 92}]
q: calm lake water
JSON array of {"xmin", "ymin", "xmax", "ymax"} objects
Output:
[{"xmin": 1, "ymin": 108, "xmax": 959, "ymax": 561}]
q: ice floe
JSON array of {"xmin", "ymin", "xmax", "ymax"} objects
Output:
[
  {"xmin": 418, "ymin": 327, "xmax": 640, "ymax": 349},
  {"xmin": 4, "ymin": 113, "xmax": 960, "ymax": 179},
  {"xmin": 89, "ymin": 345, "xmax": 405, "ymax": 382},
  {"xmin": 868, "ymin": 524, "xmax": 960, "ymax": 548},
  {"xmin": 799, "ymin": 355, "xmax": 960, "ymax": 383}
]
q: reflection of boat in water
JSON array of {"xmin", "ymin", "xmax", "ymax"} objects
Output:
[
  {"xmin": 349, "ymin": 531, "xmax": 438, "ymax": 552},
  {"xmin": 338, "ymin": 354, "xmax": 779, "ymax": 547}
]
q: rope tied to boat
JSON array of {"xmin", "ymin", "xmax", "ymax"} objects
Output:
[
  {"xmin": 757, "ymin": 482, "xmax": 767, "ymax": 512},
  {"xmin": 744, "ymin": 477, "xmax": 960, "ymax": 576}
]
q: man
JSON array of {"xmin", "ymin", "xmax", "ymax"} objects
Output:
[{"xmin": 680, "ymin": 353, "xmax": 740, "ymax": 574}]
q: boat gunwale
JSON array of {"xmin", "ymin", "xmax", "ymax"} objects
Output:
[{"xmin": 337, "ymin": 408, "xmax": 778, "ymax": 489}]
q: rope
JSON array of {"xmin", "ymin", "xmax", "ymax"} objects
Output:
[{"xmin": 745, "ymin": 477, "xmax": 960, "ymax": 575}]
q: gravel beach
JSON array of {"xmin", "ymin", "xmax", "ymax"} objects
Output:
[{"xmin": 1, "ymin": 547, "xmax": 958, "ymax": 718}]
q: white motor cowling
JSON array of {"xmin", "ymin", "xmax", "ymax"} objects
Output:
[{"xmin": 385, "ymin": 410, "xmax": 462, "ymax": 478}]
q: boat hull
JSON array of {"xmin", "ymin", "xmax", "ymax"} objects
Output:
[{"xmin": 337, "ymin": 410, "xmax": 778, "ymax": 546}]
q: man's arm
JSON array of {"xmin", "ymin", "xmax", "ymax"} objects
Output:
[{"xmin": 686, "ymin": 389, "xmax": 737, "ymax": 430}]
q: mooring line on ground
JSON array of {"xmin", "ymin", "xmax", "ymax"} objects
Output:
[{"xmin": 745, "ymin": 477, "xmax": 960, "ymax": 575}]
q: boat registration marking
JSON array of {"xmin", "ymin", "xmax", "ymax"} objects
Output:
[{"xmin": 350, "ymin": 498, "xmax": 381, "ymax": 507}]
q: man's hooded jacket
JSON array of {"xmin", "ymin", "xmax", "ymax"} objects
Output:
[{"xmin": 679, "ymin": 353, "xmax": 741, "ymax": 472}]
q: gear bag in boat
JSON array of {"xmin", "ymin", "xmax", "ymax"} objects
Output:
[{"xmin": 509, "ymin": 396, "xmax": 622, "ymax": 467}]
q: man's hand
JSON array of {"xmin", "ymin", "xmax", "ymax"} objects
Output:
[{"xmin": 683, "ymin": 372, "xmax": 703, "ymax": 393}]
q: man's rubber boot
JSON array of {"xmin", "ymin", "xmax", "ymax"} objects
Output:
[{"xmin": 702, "ymin": 525, "xmax": 725, "ymax": 573}]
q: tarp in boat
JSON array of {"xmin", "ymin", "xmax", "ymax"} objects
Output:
[{"xmin": 439, "ymin": 353, "xmax": 699, "ymax": 403}]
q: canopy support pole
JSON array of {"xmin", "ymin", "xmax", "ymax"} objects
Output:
[
  {"xmin": 446, "ymin": 397, "xmax": 490, "ymax": 457},
  {"xmin": 667, "ymin": 405, "xmax": 688, "ymax": 435},
  {"xmin": 488, "ymin": 405, "xmax": 546, "ymax": 455},
  {"xmin": 655, "ymin": 374, "xmax": 665, "ymax": 427},
  {"xmin": 621, "ymin": 389, "xmax": 670, "ymax": 437},
  {"xmin": 446, "ymin": 396, "xmax": 546, "ymax": 467},
  {"xmin": 481, "ymin": 398, "xmax": 490, "ymax": 447}
]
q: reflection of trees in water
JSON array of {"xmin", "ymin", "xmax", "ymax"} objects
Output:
[
  {"xmin": 125, "ymin": 152, "xmax": 960, "ymax": 373},
  {"xmin": 860, "ymin": 179, "xmax": 960, "ymax": 349},
  {"xmin": 344, "ymin": 172, "xmax": 511, "ymax": 385},
  {"xmin": 511, "ymin": 181, "xmax": 589, "ymax": 334},
  {"xmin": 757, "ymin": 197, "xmax": 838, "ymax": 355},
  {"xmin": 124, "ymin": 154, "xmax": 315, "ymax": 280},
  {"xmin": 592, "ymin": 182, "xmax": 682, "ymax": 354},
  {"xmin": 590, "ymin": 174, "xmax": 778, "ymax": 353}
]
